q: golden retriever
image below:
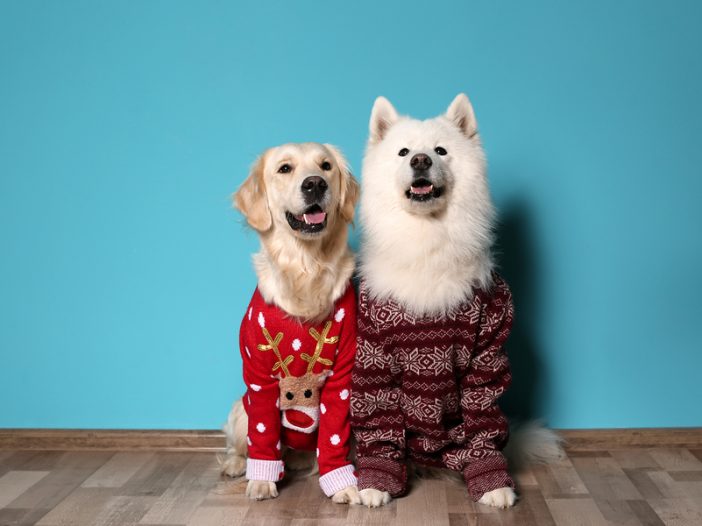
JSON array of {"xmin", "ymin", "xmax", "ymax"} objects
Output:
[{"xmin": 221, "ymin": 143, "xmax": 360, "ymax": 504}]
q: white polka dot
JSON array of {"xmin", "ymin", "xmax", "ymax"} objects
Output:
[
  {"xmin": 335, "ymin": 308, "xmax": 345, "ymax": 322},
  {"xmin": 245, "ymin": 346, "xmax": 251, "ymax": 358},
  {"xmin": 330, "ymin": 434, "xmax": 341, "ymax": 446},
  {"xmin": 250, "ymin": 384, "xmax": 261, "ymax": 392},
  {"xmin": 247, "ymin": 436, "xmax": 252, "ymax": 446},
  {"xmin": 248, "ymin": 307, "xmax": 253, "ymax": 321},
  {"xmin": 316, "ymin": 448, "xmax": 320, "ymax": 458},
  {"xmin": 339, "ymin": 389, "xmax": 349, "ymax": 400},
  {"xmin": 276, "ymin": 440, "xmax": 281, "ymax": 450},
  {"xmin": 257, "ymin": 312, "xmax": 265, "ymax": 328},
  {"xmin": 320, "ymin": 403, "xmax": 326, "ymax": 415},
  {"xmin": 256, "ymin": 422, "xmax": 266, "ymax": 433},
  {"xmin": 292, "ymin": 338, "xmax": 301, "ymax": 351}
]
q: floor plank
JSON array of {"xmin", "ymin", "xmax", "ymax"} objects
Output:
[{"xmin": 3, "ymin": 447, "xmax": 702, "ymax": 525}]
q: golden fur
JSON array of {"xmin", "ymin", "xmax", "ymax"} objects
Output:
[
  {"xmin": 234, "ymin": 143, "xmax": 359, "ymax": 321},
  {"xmin": 221, "ymin": 143, "xmax": 360, "ymax": 504}
]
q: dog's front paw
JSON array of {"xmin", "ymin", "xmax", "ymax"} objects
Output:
[
  {"xmin": 359, "ymin": 488, "xmax": 391, "ymax": 508},
  {"xmin": 220, "ymin": 453, "xmax": 246, "ymax": 478},
  {"xmin": 478, "ymin": 487, "xmax": 517, "ymax": 509},
  {"xmin": 246, "ymin": 480, "xmax": 279, "ymax": 501},
  {"xmin": 332, "ymin": 484, "xmax": 361, "ymax": 505}
]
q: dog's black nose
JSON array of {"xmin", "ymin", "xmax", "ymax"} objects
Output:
[
  {"xmin": 301, "ymin": 176, "xmax": 328, "ymax": 203},
  {"xmin": 410, "ymin": 153, "xmax": 432, "ymax": 171}
]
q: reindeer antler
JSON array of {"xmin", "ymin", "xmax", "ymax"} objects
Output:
[
  {"xmin": 257, "ymin": 327, "xmax": 293, "ymax": 377},
  {"xmin": 302, "ymin": 321, "xmax": 338, "ymax": 374}
]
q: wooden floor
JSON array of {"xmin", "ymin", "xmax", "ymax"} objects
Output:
[{"xmin": 1, "ymin": 448, "xmax": 702, "ymax": 526}]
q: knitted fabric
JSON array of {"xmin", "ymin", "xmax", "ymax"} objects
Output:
[
  {"xmin": 350, "ymin": 274, "xmax": 514, "ymax": 501},
  {"xmin": 240, "ymin": 283, "xmax": 357, "ymax": 496}
]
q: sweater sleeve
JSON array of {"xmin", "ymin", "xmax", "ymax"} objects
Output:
[
  {"xmin": 240, "ymin": 310, "xmax": 284, "ymax": 483},
  {"xmin": 350, "ymin": 286, "xmax": 407, "ymax": 497},
  {"xmin": 316, "ymin": 286, "xmax": 358, "ymax": 497},
  {"xmin": 459, "ymin": 276, "xmax": 515, "ymax": 501}
]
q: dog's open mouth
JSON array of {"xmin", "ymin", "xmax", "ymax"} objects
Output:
[
  {"xmin": 285, "ymin": 204, "xmax": 327, "ymax": 233},
  {"xmin": 405, "ymin": 178, "xmax": 443, "ymax": 202}
]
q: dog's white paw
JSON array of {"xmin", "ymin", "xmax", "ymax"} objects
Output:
[
  {"xmin": 478, "ymin": 487, "xmax": 517, "ymax": 509},
  {"xmin": 220, "ymin": 454, "xmax": 246, "ymax": 478},
  {"xmin": 246, "ymin": 480, "xmax": 279, "ymax": 500},
  {"xmin": 358, "ymin": 488, "xmax": 391, "ymax": 508},
  {"xmin": 332, "ymin": 484, "xmax": 361, "ymax": 505}
]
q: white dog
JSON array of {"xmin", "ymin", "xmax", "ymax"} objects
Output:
[{"xmin": 350, "ymin": 95, "xmax": 563, "ymax": 509}]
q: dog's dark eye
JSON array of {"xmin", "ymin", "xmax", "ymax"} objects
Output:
[
  {"xmin": 285, "ymin": 392, "xmax": 294, "ymax": 400},
  {"xmin": 304, "ymin": 389, "xmax": 312, "ymax": 398},
  {"xmin": 398, "ymin": 148, "xmax": 409, "ymax": 157},
  {"xmin": 435, "ymin": 147, "xmax": 447, "ymax": 156},
  {"xmin": 278, "ymin": 164, "xmax": 292, "ymax": 174},
  {"xmin": 321, "ymin": 161, "xmax": 332, "ymax": 171}
]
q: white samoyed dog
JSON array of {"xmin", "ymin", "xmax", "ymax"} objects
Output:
[{"xmin": 355, "ymin": 94, "xmax": 564, "ymax": 509}]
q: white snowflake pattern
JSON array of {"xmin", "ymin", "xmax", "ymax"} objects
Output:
[
  {"xmin": 334, "ymin": 308, "xmax": 345, "ymax": 322},
  {"xmin": 250, "ymin": 384, "xmax": 261, "ymax": 392},
  {"xmin": 330, "ymin": 434, "xmax": 341, "ymax": 446},
  {"xmin": 256, "ymin": 422, "xmax": 266, "ymax": 433},
  {"xmin": 292, "ymin": 338, "xmax": 301, "ymax": 351},
  {"xmin": 339, "ymin": 389, "xmax": 349, "ymax": 400},
  {"xmin": 257, "ymin": 312, "xmax": 265, "ymax": 328},
  {"xmin": 320, "ymin": 403, "xmax": 326, "ymax": 415}
]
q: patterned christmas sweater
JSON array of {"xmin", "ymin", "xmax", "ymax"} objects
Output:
[
  {"xmin": 350, "ymin": 274, "xmax": 515, "ymax": 501},
  {"xmin": 240, "ymin": 283, "xmax": 357, "ymax": 497}
]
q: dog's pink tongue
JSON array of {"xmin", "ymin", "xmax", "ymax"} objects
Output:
[
  {"xmin": 303, "ymin": 211, "xmax": 326, "ymax": 224},
  {"xmin": 411, "ymin": 185, "xmax": 433, "ymax": 195}
]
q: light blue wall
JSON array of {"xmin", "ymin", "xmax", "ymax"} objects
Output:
[{"xmin": 1, "ymin": 1, "xmax": 701, "ymax": 429}]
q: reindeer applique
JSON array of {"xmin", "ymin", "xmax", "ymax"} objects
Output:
[{"xmin": 257, "ymin": 320, "xmax": 339, "ymax": 433}]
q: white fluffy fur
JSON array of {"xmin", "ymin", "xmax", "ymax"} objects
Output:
[
  {"xmin": 359, "ymin": 95, "xmax": 565, "ymax": 509},
  {"xmin": 360, "ymin": 95, "xmax": 496, "ymax": 315}
]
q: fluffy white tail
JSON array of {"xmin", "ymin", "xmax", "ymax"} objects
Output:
[{"xmin": 504, "ymin": 420, "xmax": 566, "ymax": 470}]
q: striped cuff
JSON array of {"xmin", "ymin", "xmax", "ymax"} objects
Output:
[
  {"xmin": 246, "ymin": 458, "xmax": 285, "ymax": 482},
  {"xmin": 319, "ymin": 464, "xmax": 357, "ymax": 497}
]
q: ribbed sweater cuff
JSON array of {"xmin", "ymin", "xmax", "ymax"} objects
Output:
[
  {"xmin": 246, "ymin": 458, "xmax": 284, "ymax": 482},
  {"xmin": 319, "ymin": 464, "xmax": 357, "ymax": 497},
  {"xmin": 356, "ymin": 457, "xmax": 407, "ymax": 497},
  {"xmin": 463, "ymin": 456, "xmax": 515, "ymax": 501}
]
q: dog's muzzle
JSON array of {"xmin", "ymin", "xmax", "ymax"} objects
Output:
[
  {"xmin": 406, "ymin": 176, "xmax": 444, "ymax": 202},
  {"xmin": 285, "ymin": 204, "xmax": 328, "ymax": 233}
]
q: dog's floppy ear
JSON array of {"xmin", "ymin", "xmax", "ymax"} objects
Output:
[
  {"xmin": 325, "ymin": 144, "xmax": 359, "ymax": 224},
  {"xmin": 446, "ymin": 93, "xmax": 478, "ymax": 138},
  {"xmin": 369, "ymin": 96, "xmax": 399, "ymax": 144},
  {"xmin": 233, "ymin": 154, "xmax": 272, "ymax": 232}
]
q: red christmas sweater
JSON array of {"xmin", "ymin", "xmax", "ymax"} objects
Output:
[{"xmin": 240, "ymin": 283, "xmax": 357, "ymax": 496}]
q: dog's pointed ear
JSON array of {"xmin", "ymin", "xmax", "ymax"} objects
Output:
[
  {"xmin": 324, "ymin": 144, "xmax": 360, "ymax": 224},
  {"xmin": 233, "ymin": 153, "xmax": 272, "ymax": 232},
  {"xmin": 369, "ymin": 96, "xmax": 399, "ymax": 144},
  {"xmin": 446, "ymin": 93, "xmax": 478, "ymax": 138}
]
